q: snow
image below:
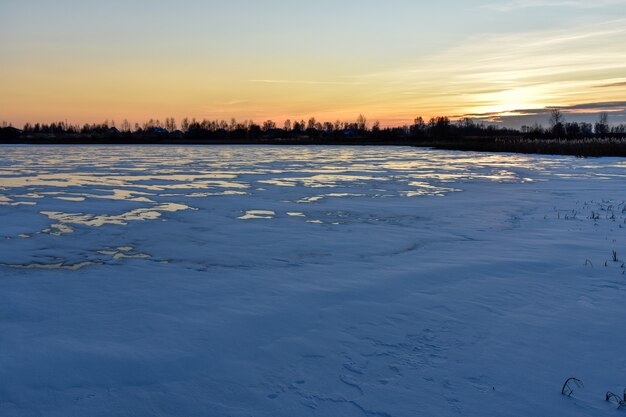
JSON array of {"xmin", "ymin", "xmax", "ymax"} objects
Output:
[{"xmin": 1, "ymin": 145, "xmax": 625, "ymax": 416}]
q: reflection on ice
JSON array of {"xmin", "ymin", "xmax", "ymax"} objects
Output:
[
  {"xmin": 160, "ymin": 190, "xmax": 248, "ymax": 198},
  {"xmin": 260, "ymin": 174, "xmax": 385, "ymax": 188},
  {"xmin": 405, "ymin": 182, "xmax": 461, "ymax": 197},
  {"xmin": 43, "ymin": 223, "xmax": 74, "ymax": 236},
  {"xmin": 287, "ymin": 212, "xmax": 306, "ymax": 217},
  {"xmin": 1, "ymin": 245, "xmax": 153, "ymax": 270},
  {"xmin": 41, "ymin": 203, "xmax": 191, "ymax": 229},
  {"xmin": 55, "ymin": 196, "xmax": 86, "ymax": 202},
  {"xmin": 296, "ymin": 193, "xmax": 365, "ymax": 204},
  {"xmin": 239, "ymin": 210, "xmax": 276, "ymax": 220},
  {"xmin": 98, "ymin": 247, "xmax": 151, "ymax": 260},
  {"xmin": 1, "ymin": 145, "xmax": 624, "ymax": 269},
  {"xmin": 0, "ymin": 195, "xmax": 36, "ymax": 206},
  {"xmin": 0, "ymin": 261, "xmax": 100, "ymax": 270}
]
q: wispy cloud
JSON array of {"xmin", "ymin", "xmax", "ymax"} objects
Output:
[
  {"xmin": 355, "ymin": 18, "xmax": 626, "ymax": 122},
  {"xmin": 462, "ymin": 101, "xmax": 626, "ymax": 127},
  {"xmin": 464, "ymin": 101, "xmax": 626, "ymax": 116},
  {"xmin": 483, "ymin": 0, "xmax": 625, "ymax": 12},
  {"xmin": 249, "ymin": 79, "xmax": 364, "ymax": 86},
  {"xmin": 561, "ymin": 101, "xmax": 626, "ymax": 111},
  {"xmin": 595, "ymin": 81, "xmax": 626, "ymax": 88}
]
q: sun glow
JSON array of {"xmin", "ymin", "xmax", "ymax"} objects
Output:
[{"xmin": 468, "ymin": 87, "xmax": 549, "ymax": 116}]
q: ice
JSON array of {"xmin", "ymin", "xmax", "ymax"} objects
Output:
[
  {"xmin": 239, "ymin": 210, "xmax": 276, "ymax": 220},
  {"xmin": 0, "ymin": 145, "xmax": 625, "ymax": 417},
  {"xmin": 41, "ymin": 202, "xmax": 191, "ymax": 228}
]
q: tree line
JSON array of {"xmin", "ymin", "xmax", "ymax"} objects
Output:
[{"xmin": 1, "ymin": 111, "xmax": 625, "ymax": 142}]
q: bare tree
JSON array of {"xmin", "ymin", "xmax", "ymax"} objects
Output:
[
  {"xmin": 549, "ymin": 108, "xmax": 564, "ymax": 127},
  {"xmin": 356, "ymin": 114, "xmax": 367, "ymax": 131},
  {"xmin": 599, "ymin": 112, "xmax": 609, "ymax": 126},
  {"xmin": 549, "ymin": 109, "xmax": 565, "ymax": 137},
  {"xmin": 262, "ymin": 120, "xmax": 276, "ymax": 131},
  {"xmin": 459, "ymin": 118, "xmax": 474, "ymax": 129},
  {"xmin": 165, "ymin": 117, "xmax": 177, "ymax": 132},
  {"xmin": 595, "ymin": 112, "xmax": 609, "ymax": 136},
  {"xmin": 181, "ymin": 117, "xmax": 190, "ymax": 132}
]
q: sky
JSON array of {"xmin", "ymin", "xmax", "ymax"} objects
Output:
[{"xmin": 1, "ymin": 0, "xmax": 625, "ymax": 128}]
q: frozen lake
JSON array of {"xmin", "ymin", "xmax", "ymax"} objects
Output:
[{"xmin": 1, "ymin": 145, "xmax": 625, "ymax": 416}]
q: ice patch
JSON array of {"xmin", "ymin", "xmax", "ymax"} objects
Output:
[
  {"xmin": 0, "ymin": 261, "xmax": 99, "ymax": 270},
  {"xmin": 98, "ymin": 247, "xmax": 151, "ymax": 260},
  {"xmin": 42, "ymin": 223, "xmax": 75, "ymax": 236},
  {"xmin": 41, "ymin": 203, "xmax": 191, "ymax": 228},
  {"xmin": 287, "ymin": 212, "xmax": 306, "ymax": 217},
  {"xmin": 239, "ymin": 210, "xmax": 276, "ymax": 220},
  {"xmin": 54, "ymin": 196, "xmax": 86, "ymax": 202},
  {"xmin": 296, "ymin": 193, "xmax": 365, "ymax": 204},
  {"xmin": 0, "ymin": 195, "xmax": 37, "ymax": 206}
]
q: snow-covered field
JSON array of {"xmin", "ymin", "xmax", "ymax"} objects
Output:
[{"xmin": 1, "ymin": 145, "xmax": 625, "ymax": 417}]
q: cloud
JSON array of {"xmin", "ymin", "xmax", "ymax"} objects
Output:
[
  {"xmin": 463, "ymin": 101, "xmax": 626, "ymax": 117},
  {"xmin": 249, "ymin": 79, "xmax": 364, "ymax": 86},
  {"xmin": 483, "ymin": 0, "xmax": 624, "ymax": 12},
  {"xmin": 560, "ymin": 101, "xmax": 626, "ymax": 111},
  {"xmin": 463, "ymin": 101, "xmax": 626, "ymax": 127},
  {"xmin": 595, "ymin": 81, "xmax": 626, "ymax": 88},
  {"xmin": 354, "ymin": 18, "xmax": 626, "ymax": 123}
]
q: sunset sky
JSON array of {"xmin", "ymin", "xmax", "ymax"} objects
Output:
[{"xmin": 1, "ymin": 0, "xmax": 625, "ymax": 127}]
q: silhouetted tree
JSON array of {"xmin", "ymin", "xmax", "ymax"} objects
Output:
[
  {"xmin": 613, "ymin": 124, "xmax": 626, "ymax": 134},
  {"xmin": 429, "ymin": 116, "xmax": 451, "ymax": 138},
  {"xmin": 565, "ymin": 122, "xmax": 581, "ymax": 138},
  {"xmin": 181, "ymin": 117, "xmax": 190, "ymax": 132},
  {"xmin": 595, "ymin": 112, "xmax": 609, "ymax": 136},
  {"xmin": 549, "ymin": 109, "xmax": 566, "ymax": 137},
  {"xmin": 165, "ymin": 117, "xmax": 177, "ymax": 132},
  {"xmin": 5, "ymin": 112, "xmax": 625, "ymax": 154},
  {"xmin": 356, "ymin": 114, "xmax": 367, "ymax": 132},
  {"xmin": 262, "ymin": 120, "xmax": 276, "ymax": 131},
  {"xmin": 549, "ymin": 109, "xmax": 564, "ymax": 126}
]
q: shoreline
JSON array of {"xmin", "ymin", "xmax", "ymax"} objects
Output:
[{"xmin": 2, "ymin": 137, "xmax": 626, "ymax": 157}]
